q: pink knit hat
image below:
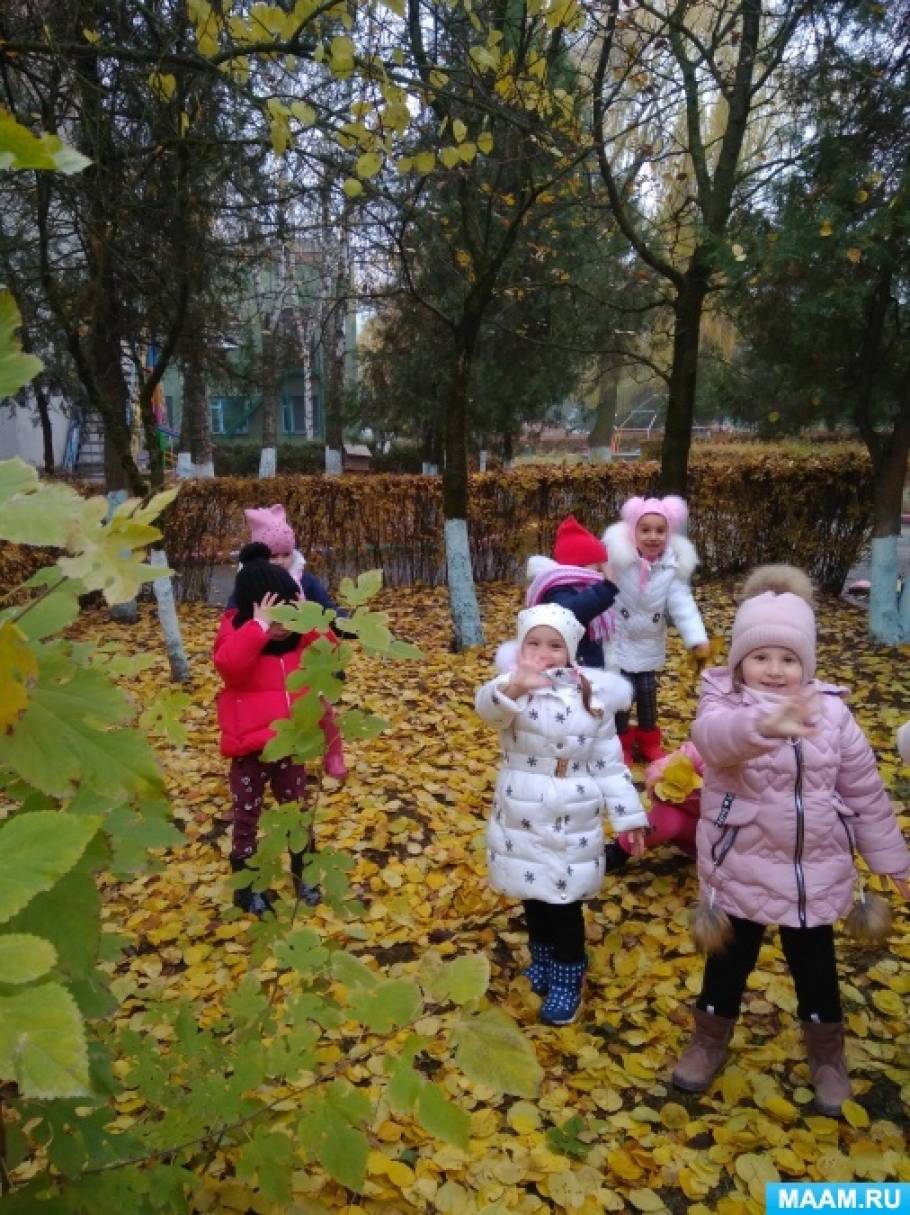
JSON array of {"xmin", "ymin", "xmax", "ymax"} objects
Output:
[
  {"xmin": 244, "ymin": 504, "xmax": 295, "ymax": 555},
  {"xmin": 620, "ymin": 495, "xmax": 689, "ymax": 535},
  {"xmin": 728, "ymin": 591, "xmax": 816, "ymax": 681}
]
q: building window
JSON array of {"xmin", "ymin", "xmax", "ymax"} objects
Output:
[
  {"xmin": 210, "ymin": 395, "xmax": 249, "ymax": 436},
  {"xmin": 282, "ymin": 395, "xmax": 309, "ymax": 436}
]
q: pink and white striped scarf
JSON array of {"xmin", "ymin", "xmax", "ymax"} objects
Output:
[{"xmin": 525, "ymin": 564, "xmax": 615, "ymax": 642}]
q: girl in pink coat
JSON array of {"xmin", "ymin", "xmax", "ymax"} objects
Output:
[{"xmin": 673, "ymin": 565, "xmax": 910, "ymax": 1117}]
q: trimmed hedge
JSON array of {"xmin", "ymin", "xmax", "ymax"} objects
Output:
[
  {"xmin": 213, "ymin": 442, "xmax": 326, "ymax": 477},
  {"xmin": 162, "ymin": 447, "xmax": 873, "ymax": 600}
]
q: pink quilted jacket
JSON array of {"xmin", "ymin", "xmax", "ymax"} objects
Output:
[{"xmin": 691, "ymin": 669, "xmax": 910, "ymax": 928}]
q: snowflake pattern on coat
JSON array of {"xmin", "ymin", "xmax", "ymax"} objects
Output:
[{"xmin": 475, "ymin": 666, "xmax": 648, "ymax": 904}]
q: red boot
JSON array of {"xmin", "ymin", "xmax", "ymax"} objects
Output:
[
  {"xmin": 636, "ymin": 727, "xmax": 666, "ymax": 763},
  {"xmin": 619, "ymin": 728, "xmax": 637, "ymax": 766}
]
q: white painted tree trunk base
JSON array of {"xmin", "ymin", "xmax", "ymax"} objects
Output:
[
  {"xmin": 325, "ymin": 447, "xmax": 343, "ymax": 476},
  {"xmin": 105, "ymin": 489, "xmax": 138, "ymax": 622},
  {"xmin": 869, "ymin": 535, "xmax": 905, "ymax": 644},
  {"xmin": 176, "ymin": 451, "xmax": 194, "ymax": 479},
  {"xmin": 589, "ymin": 446, "xmax": 613, "ymax": 463},
  {"xmin": 109, "ymin": 600, "xmax": 139, "ymax": 623},
  {"xmin": 422, "ymin": 462, "xmax": 439, "ymax": 476},
  {"xmin": 195, "ymin": 460, "xmax": 215, "ymax": 479},
  {"xmin": 479, "ymin": 450, "xmax": 487, "ymax": 472},
  {"xmin": 259, "ymin": 446, "xmax": 277, "ymax": 478},
  {"xmin": 444, "ymin": 518, "xmax": 484, "ymax": 649},
  {"xmin": 151, "ymin": 549, "xmax": 191, "ymax": 682}
]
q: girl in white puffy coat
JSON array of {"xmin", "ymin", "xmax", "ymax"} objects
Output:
[
  {"xmin": 475, "ymin": 603, "xmax": 648, "ymax": 1026},
  {"xmin": 602, "ymin": 495, "xmax": 709, "ymax": 772}
]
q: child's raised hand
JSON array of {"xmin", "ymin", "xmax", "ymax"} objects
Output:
[
  {"xmin": 759, "ymin": 689, "xmax": 819, "ymax": 740},
  {"xmin": 253, "ymin": 591, "xmax": 282, "ymax": 627},
  {"xmin": 504, "ymin": 663, "xmax": 554, "ymax": 698}
]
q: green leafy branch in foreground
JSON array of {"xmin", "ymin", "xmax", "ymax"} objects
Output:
[{"xmin": 0, "ymin": 460, "xmax": 544, "ymax": 1213}]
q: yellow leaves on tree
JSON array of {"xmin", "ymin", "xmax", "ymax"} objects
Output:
[{"xmin": 0, "ymin": 620, "xmax": 37, "ymax": 730}]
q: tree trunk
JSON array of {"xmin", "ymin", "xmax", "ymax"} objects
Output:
[
  {"xmin": 323, "ymin": 309, "xmax": 346, "ymax": 476},
  {"xmin": 660, "ymin": 269, "xmax": 708, "ymax": 494},
  {"xmin": 90, "ymin": 315, "xmax": 141, "ymax": 495},
  {"xmin": 260, "ymin": 325, "xmax": 279, "ymax": 478},
  {"xmin": 588, "ymin": 363, "xmax": 620, "ymax": 463},
  {"xmin": 32, "ymin": 380, "xmax": 56, "ymax": 475},
  {"xmin": 867, "ymin": 423, "xmax": 910, "ymax": 644},
  {"xmin": 178, "ymin": 348, "xmax": 214, "ymax": 478},
  {"xmin": 442, "ymin": 337, "xmax": 484, "ymax": 649},
  {"xmin": 150, "ymin": 548, "xmax": 191, "ymax": 682},
  {"xmin": 421, "ymin": 414, "xmax": 442, "ymax": 475},
  {"xmin": 138, "ymin": 382, "xmax": 165, "ymax": 491},
  {"xmin": 322, "ymin": 205, "xmax": 349, "ymax": 476}
]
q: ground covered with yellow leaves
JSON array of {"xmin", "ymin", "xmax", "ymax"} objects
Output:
[{"xmin": 77, "ymin": 582, "xmax": 908, "ymax": 1214}]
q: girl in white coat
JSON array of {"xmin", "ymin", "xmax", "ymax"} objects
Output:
[
  {"xmin": 475, "ymin": 603, "xmax": 648, "ymax": 1025},
  {"xmin": 602, "ymin": 495, "xmax": 709, "ymax": 772}
]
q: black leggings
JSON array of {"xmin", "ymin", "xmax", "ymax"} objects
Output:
[
  {"xmin": 615, "ymin": 670, "xmax": 659, "ymax": 732},
  {"xmin": 523, "ymin": 899, "xmax": 585, "ymax": 963},
  {"xmin": 697, "ymin": 914, "xmax": 842, "ymax": 1023}
]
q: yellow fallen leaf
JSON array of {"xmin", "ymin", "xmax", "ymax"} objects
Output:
[
  {"xmin": 658, "ymin": 1102, "xmax": 688, "ymax": 1130},
  {"xmin": 506, "ymin": 1101, "xmax": 540, "ymax": 1134},
  {"xmin": 606, "ymin": 1148, "xmax": 644, "ymax": 1181},
  {"xmin": 762, "ymin": 1093, "xmax": 799, "ymax": 1124},
  {"xmin": 734, "ymin": 1151, "xmax": 780, "ymax": 1201},
  {"xmin": 871, "ymin": 989, "xmax": 902, "ymax": 1018},
  {"xmin": 386, "ymin": 1160, "xmax": 415, "ymax": 1187},
  {"xmin": 626, "ymin": 1188, "xmax": 668, "ymax": 1212},
  {"xmin": 842, "ymin": 1100, "xmax": 870, "ymax": 1129}
]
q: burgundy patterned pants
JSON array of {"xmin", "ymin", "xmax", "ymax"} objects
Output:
[{"xmin": 229, "ymin": 753, "xmax": 308, "ymax": 858}]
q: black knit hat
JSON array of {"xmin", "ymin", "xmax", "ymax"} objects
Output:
[
  {"xmin": 238, "ymin": 541, "xmax": 271, "ymax": 566},
  {"xmin": 232, "ymin": 559, "xmax": 300, "ymax": 626}
]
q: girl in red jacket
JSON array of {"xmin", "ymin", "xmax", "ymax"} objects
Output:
[{"xmin": 215, "ymin": 558, "xmax": 330, "ymax": 915}]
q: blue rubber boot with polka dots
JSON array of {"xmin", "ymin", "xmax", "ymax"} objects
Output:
[
  {"xmin": 539, "ymin": 958, "xmax": 587, "ymax": 1026},
  {"xmin": 521, "ymin": 941, "xmax": 554, "ymax": 996}
]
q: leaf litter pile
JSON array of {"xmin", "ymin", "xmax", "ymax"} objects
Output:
[{"xmin": 65, "ymin": 582, "xmax": 910, "ymax": 1212}]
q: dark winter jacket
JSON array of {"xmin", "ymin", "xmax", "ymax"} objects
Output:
[{"xmin": 538, "ymin": 580, "xmax": 618, "ymax": 668}]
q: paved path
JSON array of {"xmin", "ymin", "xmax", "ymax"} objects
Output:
[{"xmin": 842, "ymin": 523, "xmax": 910, "ymax": 603}]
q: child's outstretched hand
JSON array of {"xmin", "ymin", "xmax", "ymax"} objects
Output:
[
  {"xmin": 759, "ymin": 689, "xmax": 819, "ymax": 740},
  {"xmin": 502, "ymin": 662, "xmax": 553, "ymax": 699}
]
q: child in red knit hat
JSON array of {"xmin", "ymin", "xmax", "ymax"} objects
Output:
[{"xmin": 525, "ymin": 515, "xmax": 618, "ymax": 669}]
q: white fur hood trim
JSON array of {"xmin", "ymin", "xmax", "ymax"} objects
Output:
[
  {"xmin": 526, "ymin": 554, "xmax": 557, "ymax": 581},
  {"xmin": 583, "ymin": 666, "xmax": 633, "ymax": 711},
  {"xmin": 494, "ymin": 640, "xmax": 521, "ymax": 673},
  {"xmin": 602, "ymin": 521, "xmax": 698, "ymax": 579}
]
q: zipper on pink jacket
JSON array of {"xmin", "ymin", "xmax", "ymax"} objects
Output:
[{"xmin": 793, "ymin": 740, "xmax": 807, "ymax": 929}]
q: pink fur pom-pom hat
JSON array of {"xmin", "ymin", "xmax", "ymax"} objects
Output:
[{"xmin": 620, "ymin": 495, "xmax": 688, "ymax": 535}]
